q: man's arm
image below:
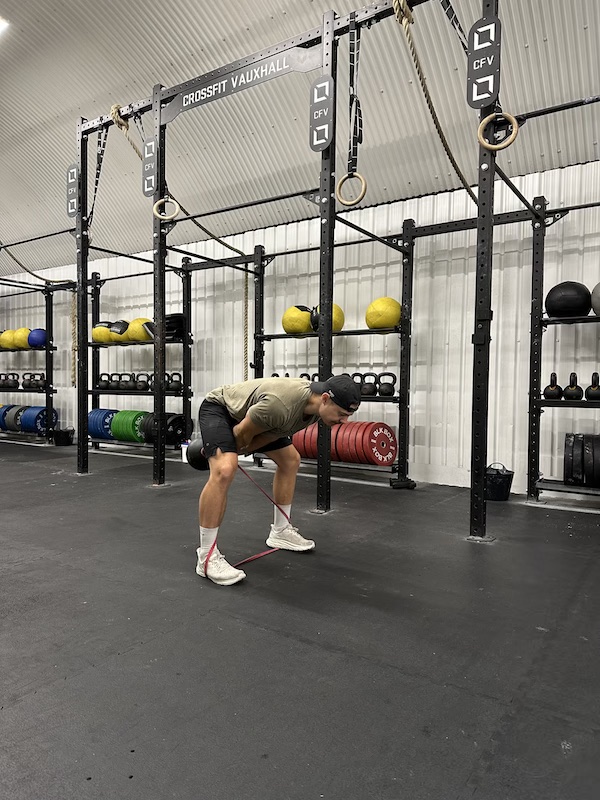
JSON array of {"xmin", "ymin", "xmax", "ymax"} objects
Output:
[{"xmin": 233, "ymin": 416, "xmax": 281, "ymax": 454}]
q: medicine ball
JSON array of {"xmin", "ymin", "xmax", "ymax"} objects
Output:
[
  {"xmin": 0, "ymin": 330, "xmax": 16, "ymax": 349},
  {"xmin": 309, "ymin": 304, "xmax": 345, "ymax": 332},
  {"xmin": 110, "ymin": 320, "xmax": 130, "ymax": 343},
  {"xmin": 92, "ymin": 322, "xmax": 113, "ymax": 343},
  {"xmin": 127, "ymin": 317, "xmax": 153, "ymax": 342},
  {"xmin": 282, "ymin": 305, "xmax": 312, "ymax": 334},
  {"xmin": 365, "ymin": 297, "xmax": 401, "ymax": 329},
  {"xmin": 591, "ymin": 282, "xmax": 600, "ymax": 316},
  {"xmin": 13, "ymin": 327, "xmax": 32, "ymax": 349},
  {"xmin": 28, "ymin": 328, "xmax": 47, "ymax": 347},
  {"xmin": 545, "ymin": 281, "xmax": 591, "ymax": 318}
]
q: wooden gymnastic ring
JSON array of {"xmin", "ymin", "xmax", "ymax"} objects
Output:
[
  {"xmin": 477, "ymin": 112, "xmax": 519, "ymax": 151},
  {"xmin": 335, "ymin": 172, "xmax": 367, "ymax": 207},
  {"xmin": 152, "ymin": 197, "xmax": 181, "ymax": 220}
]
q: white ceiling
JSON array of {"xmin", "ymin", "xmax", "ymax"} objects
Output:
[{"xmin": 0, "ymin": 0, "xmax": 598, "ymax": 277}]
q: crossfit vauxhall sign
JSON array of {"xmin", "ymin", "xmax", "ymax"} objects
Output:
[
  {"xmin": 161, "ymin": 46, "xmax": 321, "ymax": 125},
  {"xmin": 309, "ymin": 76, "xmax": 334, "ymax": 152},
  {"xmin": 466, "ymin": 16, "xmax": 501, "ymax": 109}
]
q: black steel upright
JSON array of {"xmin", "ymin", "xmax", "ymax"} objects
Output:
[
  {"xmin": 253, "ymin": 245, "xmax": 266, "ymax": 379},
  {"xmin": 395, "ymin": 218, "xmax": 416, "ymax": 486},
  {"xmin": 152, "ymin": 84, "xmax": 168, "ymax": 485},
  {"xmin": 527, "ymin": 196, "xmax": 548, "ymax": 499},
  {"xmin": 180, "ymin": 263, "xmax": 193, "ymax": 440},
  {"xmin": 43, "ymin": 288, "xmax": 55, "ymax": 442},
  {"xmin": 315, "ymin": 10, "xmax": 338, "ymax": 512},
  {"xmin": 76, "ymin": 119, "xmax": 90, "ymax": 474},
  {"xmin": 469, "ymin": 0, "xmax": 499, "ymax": 537}
]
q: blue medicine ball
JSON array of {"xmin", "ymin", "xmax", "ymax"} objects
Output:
[{"xmin": 28, "ymin": 328, "xmax": 47, "ymax": 347}]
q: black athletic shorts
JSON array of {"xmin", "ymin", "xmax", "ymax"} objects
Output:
[{"xmin": 198, "ymin": 399, "xmax": 292, "ymax": 458}]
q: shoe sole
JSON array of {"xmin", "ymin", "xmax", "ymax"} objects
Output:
[
  {"xmin": 265, "ymin": 536, "xmax": 315, "ymax": 552},
  {"xmin": 195, "ymin": 564, "xmax": 246, "ymax": 586}
]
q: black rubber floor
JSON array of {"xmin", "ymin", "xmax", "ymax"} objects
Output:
[{"xmin": 2, "ymin": 441, "xmax": 600, "ymax": 800}]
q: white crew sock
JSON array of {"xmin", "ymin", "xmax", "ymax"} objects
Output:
[
  {"xmin": 273, "ymin": 504, "xmax": 291, "ymax": 531},
  {"xmin": 199, "ymin": 526, "xmax": 219, "ymax": 558}
]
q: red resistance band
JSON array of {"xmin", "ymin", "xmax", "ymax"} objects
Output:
[{"xmin": 203, "ymin": 463, "xmax": 291, "ymax": 574}]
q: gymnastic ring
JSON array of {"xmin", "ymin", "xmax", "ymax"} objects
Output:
[
  {"xmin": 335, "ymin": 172, "xmax": 367, "ymax": 207},
  {"xmin": 477, "ymin": 112, "xmax": 519, "ymax": 151},
  {"xmin": 152, "ymin": 197, "xmax": 181, "ymax": 221}
]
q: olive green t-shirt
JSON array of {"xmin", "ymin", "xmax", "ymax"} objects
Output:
[{"xmin": 205, "ymin": 378, "xmax": 318, "ymax": 437}]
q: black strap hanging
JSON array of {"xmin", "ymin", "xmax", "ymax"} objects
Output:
[
  {"xmin": 347, "ymin": 12, "xmax": 363, "ymax": 178},
  {"xmin": 87, "ymin": 127, "xmax": 108, "ymax": 229}
]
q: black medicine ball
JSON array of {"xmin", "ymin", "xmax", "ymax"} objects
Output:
[{"xmin": 545, "ymin": 281, "xmax": 591, "ymax": 318}]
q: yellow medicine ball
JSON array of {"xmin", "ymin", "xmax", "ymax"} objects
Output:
[
  {"xmin": 92, "ymin": 322, "xmax": 113, "ymax": 343},
  {"xmin": 365, "ymin": 297, "xmax": 401, "ymax": 329},
  {"xmin": 13, "ymin": 327, "xmax": 32, "ymax": 349},
  {"xmin": 127, "ymin": 317, "xmax": 153, "ymax": 342},
  {"xmin": 110, "ymin": 320, "xmax": 130, "ymax": 343},
  {"xmin": 0, "ymin": 329, "xmax": 16, "ymax": 349},
  {"xmin": 310, "ymin": 304, "xmax": 345, "ymax": 332},
  {"xmin": 282, "ymin": 305, "xmax": 313, "ymax": 334}
]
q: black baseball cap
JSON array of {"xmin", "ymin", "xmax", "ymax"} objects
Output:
[{"xmin": 310, "ymin": 374, "xmax": 361, "ymax": 413}]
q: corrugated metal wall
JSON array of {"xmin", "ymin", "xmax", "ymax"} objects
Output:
[{"xmin": 1, "ymin": 161, "xmax": 599, "ymax": 493}]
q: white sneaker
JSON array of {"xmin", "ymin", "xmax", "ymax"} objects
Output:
[
  {"xmin": 196, "ymin": 547, "xmax": 246, "ymax": 586},
  {"xmin": 266, "ymin": 523, "xmax": 315, "ymax": 552}
]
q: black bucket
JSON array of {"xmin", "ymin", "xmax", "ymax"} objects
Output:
[
  {"xmin": 52, "ymin": 427, "xmax": 75, "ymax": 446},
  {"xmin": 485, "ymin": 462, "xmax": 514, "ymax": 501}
]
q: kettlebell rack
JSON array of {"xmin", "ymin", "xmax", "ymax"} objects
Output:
[
  {"xmin": 83, "ymin": 268, "xmax": 193, "ymax": 456},
  {"xmin": 0, "ymin": 277, "xmax": 75, "ymax": 442}
]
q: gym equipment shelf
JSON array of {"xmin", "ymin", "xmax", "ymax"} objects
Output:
[
  {"xmin": 542, "ymin": 315, "xmax": 600, "ymax": 326},
  {"xmin": 534, "ymin": 399, "xmax": 600, "ymax": 409},
  {"xmin": 528, "ymin": 237, "xmax": 600, "ymax": 500},
  {"xmin": 81, "ymin": 270, "xmax": 193, "ymax": 477},
  {"xmin": 0, "ymin": 283, "xmax": 74, "ymax": 442},
  {"xmin": 536, "ymin": 479, "xmax": 600, "ymax": 497}
]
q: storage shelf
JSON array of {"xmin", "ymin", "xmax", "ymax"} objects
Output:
[
  {"xmin": 89, "ymin": 339, "xmax": 185, "ymax": 347},
  {"xmin": 259, "ymin": 327, "xmax": 400, "ymax": 341},
  {"xmin": 542, "ymin": 315, "xmax": 600, "ymax": 326},
  {"xmin": 0, "ymin": 389, "xmax": 56, "ymax": 394},
  {"xmin": 534, "ymin": 399, "xmax": 600, "ymax": 408},
  {"xmin": 537, "ymin": 478, "xmax": 600, "ymax": 497},
  {"xmin": 88, "ymin": 389, "xmax": 184, "ymax": 396},
  {"xmin": 0, "ymin": 346, "xmax": 56, "ymax": 352},
  {"xmin": 89, "ymin": 438, "xmax": 180, "ymax": 450}
]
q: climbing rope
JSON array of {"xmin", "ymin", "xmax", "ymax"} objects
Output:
[
  {"xmin": 392, "ymin": 0, "xmax": 478, "ymax": 205},
  {"xmin": 110, "ymin": 104, "xmax": 251, "ymax": 379}
]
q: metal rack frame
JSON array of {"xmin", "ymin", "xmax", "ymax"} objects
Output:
[{"xmin": 0, "ymin": 277, "xmax": 76, "ymax": 441}]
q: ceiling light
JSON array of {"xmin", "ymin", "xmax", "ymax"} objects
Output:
[{"xmin": 0, "ymin": 18, "xmax": 9, "ymax": 35}]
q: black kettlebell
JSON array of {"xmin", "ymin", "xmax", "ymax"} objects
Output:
[
  {"xmin": 22, "ymin": 372, "xmax": 33, "ymax": 390},
  {"xmin": 563, "ymin": 372, "xmax": 584, "ymax": 401},
  {"xmin": 351, "ymin": 372, "xmax": 363, "ymax": 388},
  {"xmin": 585, "ymin": 372, "xmax": 600, "ymax": 401},
  {"xmin": 98, "ymin": 373, "xmax": 110, "ymax": 391},
  {"xmin": 37, "ymin": 373, "xmax": 47, "ymax": 391},
  {"xmin": 170, "ymin": 372, "xmax": 183, "ymax": 392},
  {"xmin": 311, "ymin": 372, "xmax": 320, "ymax": 382},
  {"xmin": 542, "ymin": 372, "xmax": 562, "ymax": 400},
  {"xmin": 136, "ymin": 372, "xmax": 150, "ymax": 391},
  {"xmin": 378, "ymin": 372, "xmax": 397, "ymax": 397},
  {"xmin": 0, "ymin": 373, "xmax": 7, "ymax": 389},
  {"xmin": 6, "ymin": 373, "xmax": 19, "ymax": 389},
  {"xmin": 119, "ymin": 373, "xmax": 131, "ymax": 390},
  {"xmin": 299, "ymin": 373, "xmax": 311, "ymax": 380},
  {"xmin": 109, "ymin": 372, "xmax": 121, "ymax": 391},
  {"xmin": 126, "ymin": 373, "xmax": 137, "ymax": 391},
  {"xmin": 361, "ymin": 372, "xmax": 379, "ymax": 396},
  {"xmin": 271, "ymin": 372, "xmax": 280, "ymax": 378}
]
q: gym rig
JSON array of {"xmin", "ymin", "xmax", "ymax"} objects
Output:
[{"xmin": 66, "ymin": 0, "xmax": 600, "ymax": 541}]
